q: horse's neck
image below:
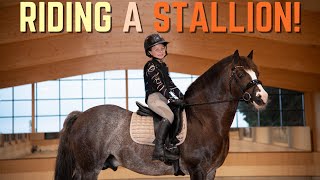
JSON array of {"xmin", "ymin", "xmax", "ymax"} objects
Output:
[
  {"xmin": 185, "ymin": 71, "xmax": 239, "ymax": 135},
  {"xmin": 186, "ymin": 98, "xmax": 238, "ymax": 136}
]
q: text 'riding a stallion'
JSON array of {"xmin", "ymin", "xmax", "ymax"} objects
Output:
[{"xmin": 20, "ymin": 1, "xmax": 301, "ymax": 33}]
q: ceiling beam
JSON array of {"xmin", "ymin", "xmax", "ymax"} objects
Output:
[
  {"xmin": 0, "ymin": 29, "xmax": 318, "ymax": 74},
  {"xmin": 1, "ymin": 52, "xmax": 319, "ymax": 93}
]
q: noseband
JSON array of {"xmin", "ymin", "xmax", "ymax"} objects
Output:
[{"xmin": 230, "ymin": 66, "xmax": 263, "ymax": 103}]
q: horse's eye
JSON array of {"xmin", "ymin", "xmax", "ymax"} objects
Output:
[{"xmin": 238, "ymin": 73, "xmax": 244, "ymax": 78}]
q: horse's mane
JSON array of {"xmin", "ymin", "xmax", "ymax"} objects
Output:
[{"xmin": 185, "ymin": 53, "xmax": 258, "ymax": 98}]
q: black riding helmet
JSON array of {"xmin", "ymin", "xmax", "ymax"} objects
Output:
[{"xmin": 144, "ymin": 34, "xmax": 169, "ymax": 58}]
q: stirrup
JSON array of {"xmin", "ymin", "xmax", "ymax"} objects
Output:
[
  {"xmin": 152, "ymin": 152, "xmax": 179, "ymax": 161},
  {"xmin": 165, "ymin": 151, "xmax": 179, "ymax": 161}
]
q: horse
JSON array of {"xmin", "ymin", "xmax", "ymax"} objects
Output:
[{"xmin": 54, "ymin": 50, "xmax": 268, "ymax": 180}]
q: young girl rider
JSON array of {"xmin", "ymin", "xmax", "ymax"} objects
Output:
[{"xmin": 143, "ymin": 34, "xmax": 184, "ymax": 161}]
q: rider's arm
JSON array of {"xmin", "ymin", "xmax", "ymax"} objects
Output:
[
  {"xmin": 168, "ymin": 79, "xmax": 184, "ymax": 99},
  {"xmin": 145, "ymin": 62, "xmax": 172, "ymax": 99}
]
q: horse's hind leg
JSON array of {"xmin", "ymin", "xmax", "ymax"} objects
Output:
[
  {"xmin": 102, "ymin": 154, "xmax": 119, "ymax": 171},
  {"xmin": 80, "ymin": 171, "xmax": 99, "ymax": 180},
  {"xmin": 206, "ymin": 168, "xmax": 216, "ymax": 180},
  {"xmin": 72, "ymin": 170, "xmax": 81, "ymax": 180},
  {"xmin": 73, "ymin": 166, "xmax": 99, "ymax": 180},
  {"xmin": 188, "ymin": 166, "xmax": 206, "ymax": 180}
]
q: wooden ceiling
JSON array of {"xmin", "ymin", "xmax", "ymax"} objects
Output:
[{"xmin": 0, "ymin": 0, "xmax": 319, "ymax": 92}]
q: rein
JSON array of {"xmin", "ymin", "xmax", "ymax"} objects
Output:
[
  {"xmin": 184, "ymin": 98, "xmax": 244, "ymax": 107},
  {"xmin": 183, "ymin": 65, "xmax": 262, "ymax": 108}
]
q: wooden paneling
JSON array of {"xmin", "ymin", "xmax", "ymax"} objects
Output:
[
  {"xmin": 0, "ymin": 0, "xmax": 319, "ymax": 92},
  {"xmin": 0, "ymin": 52, "xmax": 145, "ymax": 88},
  {"xmin": 0, "ymin": 1, "xmax": 319, "ymax": 178},
  {"xmin": 1, "ymin": 51, "xmax": 319, "ymax": 92},
  {"xmin": 1, "ymin": 30, "xmax": 319, "ymax": 90},
  {"xmin": 1, "ymin": 28, "xmax": 319, "ymax": 73},
  {"xmin": 313, "ymin": 92, "xmax": 320, "ymax": 151},
  {"xmin": 258, "ymin": 67, "xmax": 320, "ymax": 92}
]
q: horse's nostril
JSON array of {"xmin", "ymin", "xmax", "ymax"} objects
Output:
[{"xmin": 254, "ymin": 94, "xmax": 266, "ymax": 106}]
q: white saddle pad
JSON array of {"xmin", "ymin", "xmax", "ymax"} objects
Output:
[{"xmin": 130, "ymin": 110, "xmax": 187, "ymax": 146}]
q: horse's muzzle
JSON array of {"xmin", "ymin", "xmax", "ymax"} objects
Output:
[
  {"xmin": 252, "ymin": 93, "xmax": 268, "ymax": 110},
  {"xmin": 254, "ymin": 95, "xmax": 265, "ymax": 105}
]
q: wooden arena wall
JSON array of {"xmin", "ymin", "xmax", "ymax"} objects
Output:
[{"xmin": 0, "ymin": 0, "xmax": 319, "ymax": 179}]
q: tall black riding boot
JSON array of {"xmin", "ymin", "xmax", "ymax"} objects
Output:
[{"xmin": 152, "ymin": 119, "xmax": 179, "ymax": 161}]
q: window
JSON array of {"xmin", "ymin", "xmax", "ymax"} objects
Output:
[
  {"xmin": 36, "ymin": 80, "xmax": 60, "ymax": 132},
  {"xmin": 0, "ymin": 70, "xmax": 306, "ymax": 133},
  {"xmin": 237, "ymin": 87, "xmax": 305, "ymax": 127},
  {"xmin": 35, "ymin": 70, "xmax": 127, "ymax": 132},
  {"xmin": 105, "ymin": 70, "xmax": 126, "ymax": 109},
  {"xmin": 0, "ymin": 85, "xmax": 32, "ymax": 133},
  {"xmin": 128, "ymin": 70, "xmax": 145, "ymax": 111},
  {"xmin": 83, "ymin": 72, "xmax": 104, "ymax": 111},
  {"xmin": 0, "ymin": 88, "xmax": 13, "ymax": 133},
  {"xmin": 170, "ymin": 72, "xmax": 193, "ymax": 93}
]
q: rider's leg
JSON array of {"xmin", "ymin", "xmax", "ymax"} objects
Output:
[
  {"xmin": 147, "ymin": 93, "xmax": 174, "ymax": 123},
  {"xmin": 152, "ymin": 118, "xmax": 179, "ymax": 161},
  {"xmin": 147, "ymin": 93, "xmax": 178, "ymax": 161}
]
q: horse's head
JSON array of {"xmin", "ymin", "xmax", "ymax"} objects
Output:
[{"xmin": 229, "ymin": 50, "xmax": 268, "ymax": 110}]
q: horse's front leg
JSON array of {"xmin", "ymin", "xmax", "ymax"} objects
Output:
[
  {"xmin": 206, "ymin": 168, "xmax": 216, "ymax": 180},
  {"xmin": 72, "ymin": 167, "xmax": 81, "ymax": 180},
  {"xmin": 188, "ymin": 166, "xmax": 206, "ymax": 180}
]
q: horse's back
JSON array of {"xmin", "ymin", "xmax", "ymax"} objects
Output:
[
  {"xmin": 72, "ymin": 104, "xmax": 132, "ymax": 137},
  {"xmin": 73, "ymin": 104, "xmax": 131, "ymax": 127}
]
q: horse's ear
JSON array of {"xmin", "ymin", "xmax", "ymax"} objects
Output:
[
  {"xmin": 233, "ymin": 50, "xmax": 239, "ymax": 65},
  {"xmin": 248, "ymin": 50, "xmax": 253, "ymax": 60}
]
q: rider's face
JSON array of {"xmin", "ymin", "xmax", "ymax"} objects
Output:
[{"xmin": 149, "ymin": 44, "xmax": 166, "ymax": 60}]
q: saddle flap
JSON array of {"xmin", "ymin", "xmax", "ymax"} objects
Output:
[
  {"xmin": 136, "ymin": 101, "xmax": 156, "ymax": 117},
  {"xmin": 130, "ymin": 111, "xmax": 187, "ymax": 146}
]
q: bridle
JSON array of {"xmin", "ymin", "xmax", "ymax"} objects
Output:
[
  {"xmin": 229, "ymin": 66, "xmax": 263, "ymax": 103},
  {"xmin": 183, "ymin": 65, "xmax": 263, "ymax": 107}
]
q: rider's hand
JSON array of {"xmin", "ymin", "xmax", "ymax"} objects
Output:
[{"xmin": 169, "ymin": 99, "xmax": 185, "ymax": 106}]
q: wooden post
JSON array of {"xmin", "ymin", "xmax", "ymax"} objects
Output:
[
  {"xmin": 125, "ymin": 69, "xmax": 129, "ymax": 110},
  {"xmin": 31, "ymin": 83, "xmax": 35, "ymax": 133}
]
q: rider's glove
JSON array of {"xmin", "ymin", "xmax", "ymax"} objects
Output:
[{"xmin": 169, "ymin": 99, "xmax": 185, "ymax": 107}]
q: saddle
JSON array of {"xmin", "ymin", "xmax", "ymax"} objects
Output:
[
  {"xmin": 136, "ymin": 101, "xmax": 184, "ymax": 145},
  {"xmin": 135, "ymin": 101, "xmax": 185, "ymax": 176}
]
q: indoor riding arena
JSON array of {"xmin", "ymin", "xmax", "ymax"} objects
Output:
[{"xmin": 0, "ymin": 0, "xmax": 319, "ymax": 180}]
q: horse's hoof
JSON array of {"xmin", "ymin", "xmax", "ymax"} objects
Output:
[
  {"xmin": 112, "ymin": 166, "xmax": 118, "ymax": 171},
  {"xmin": 174, "ymin": 169, "xmax": 185, "ymax": 176}
]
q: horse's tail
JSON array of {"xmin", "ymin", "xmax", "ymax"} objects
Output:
[{"xmin": 54, "ymin": 111, "xmax": 82, "ymax": 180}]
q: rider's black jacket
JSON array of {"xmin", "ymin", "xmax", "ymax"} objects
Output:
[{"xmin": 144, "ymin": 58, "xmax": 184, "ymax": 103}]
